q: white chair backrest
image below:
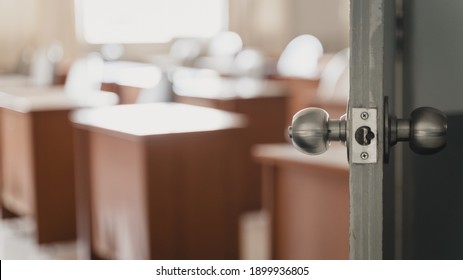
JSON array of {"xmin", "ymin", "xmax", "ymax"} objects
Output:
[
  {"xmin": 208, "ymin": 31, "xmax": 243, "ymax": 57},
  {"xmin": 136, "ymin": 74, "xmax": 171, "ymax": 103},
  {"xmin": 29, "ymin": 47, "xmax": 55, "ymax": 86},
  {"xmin": 316, "ymin": 48, "xmax": 349, "ymax": 103},
  {"xmin": 170, "ymin": 39, "xmax": 203, "ymax": 63},
  {"xmin": 234, "ymin": 49, "xmax": 266, "ymax": 79},
  {"xmin": 277, "ymin": 34, "xmax": 323, "ymax": 79},
  {"xmin": 65, "ymin": 53, "xmax": 104, "ymax": 98}
]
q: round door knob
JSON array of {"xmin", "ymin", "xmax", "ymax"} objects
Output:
[
  {"xmin": 289, "ymin": 108, "xmax": 346, "ymax": 155},
  {"xmin": 390, "ymin": 107, "xmax": 447, "ymax": 155},
  {"xmin": 409, "ymin": 107, "xmax": 447, "ymax": 154}
]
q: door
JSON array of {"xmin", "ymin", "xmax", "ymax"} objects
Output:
[
  {"xmin": 291, "ymin": 0, "xmax": 461, "ymax": 259},
  {"xmin": 350, "ymin": 0, "xmax": 462, "ymax": 259},
  {"xmin": 400, "ymin": 0, "xmax": 463, "ymax": 260}
]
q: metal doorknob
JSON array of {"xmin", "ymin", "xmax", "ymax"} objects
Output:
[
  {"xmin": 288, "ymin": 108, "xmax": 346, "ymax": 155},
  {"xmin": 289, "ymin": 105, "xmax": 447, "ymax": 159},
  {"xmin": 388, "ymin": 107, "xmax": 447, "ymax": 154}
]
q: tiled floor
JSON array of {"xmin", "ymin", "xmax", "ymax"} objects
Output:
[{"xmin": 0, "ymin": 217, "xmax": 78, "ymax": 260}]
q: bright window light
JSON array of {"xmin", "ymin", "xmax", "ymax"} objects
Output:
[{"xmin": 75, "ymin": 0, "xmax": 228, "ymax": 44}]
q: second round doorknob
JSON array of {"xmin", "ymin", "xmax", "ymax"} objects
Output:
[{"xmin": 389, "ymin": 107, "xmax": 447, "ymax": 154}]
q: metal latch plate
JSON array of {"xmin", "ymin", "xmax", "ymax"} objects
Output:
[{"xmin": 352, "ymin": 108, "xmax": 377, "ymax": 164}]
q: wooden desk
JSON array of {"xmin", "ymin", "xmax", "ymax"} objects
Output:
[
  {"xmin": 174, "ymin": 76, "xmax": 288, "ymax": 210},
  {"xmin": 253, "ymin": 143, "xmax": 349, "ymax": 259},
  {"xmin": 174, "ymin": 78, "xmax": 287, "ymax": 144},
  {"xmin": 0, "ymin": 87, "xmax": 81, "ymax": 243},
  {"xmin": 274, "ymin": 77, "xmax": 346, "ymax": 123},
  {"xmin": 0, "ymin": 86, "xmax": 117, "ymax": 244},
  {"xmin": 71, "ymin": 103, "xmax": 249, "ymax": 259}
]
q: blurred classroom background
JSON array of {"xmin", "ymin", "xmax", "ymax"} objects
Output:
[{"xmin": 0, "ymin": 0, "xmax": 350, "ymax": 260}]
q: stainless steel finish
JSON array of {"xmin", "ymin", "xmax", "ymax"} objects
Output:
[
  {"xmin": 386, "ymin": 102, "xmax": 447, "ymax": 156},
  {"xmin": 409, "ymin": 107, "xmax": 447, "ymax": 154},
  {"xmin": 289, "ymin": 107, "xmax": 377, "ymax": 164},
  {"xmin": 288, "ymin": 108, "xmax": 346, "ymax": 155},
  {"xmin": 290, "ymin": 101, "xmax": 447, "ymax": 162},
  {"xmin": 352, "ymin": 108, "xmax": 378, "ymax": 164}
]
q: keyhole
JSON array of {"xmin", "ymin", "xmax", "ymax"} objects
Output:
[{"xmin": 355, "ymin": 126, "xmax": 375, "ymax": 146}]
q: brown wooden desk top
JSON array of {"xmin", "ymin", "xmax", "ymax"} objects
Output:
[
  {"xmin": 252, "ymin": 143, "xmax": 348, "ymax": 173},
  {"xmin": 0, "ymin": 86, "xmax": 117, "ymax": 112},
  {"xmin": 71, "ymin": 102, "xmax": 247, "ymax": 138},
  {"xmin": 0, "ymin": 86, "xmax": 77, "ymax": 112}
]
